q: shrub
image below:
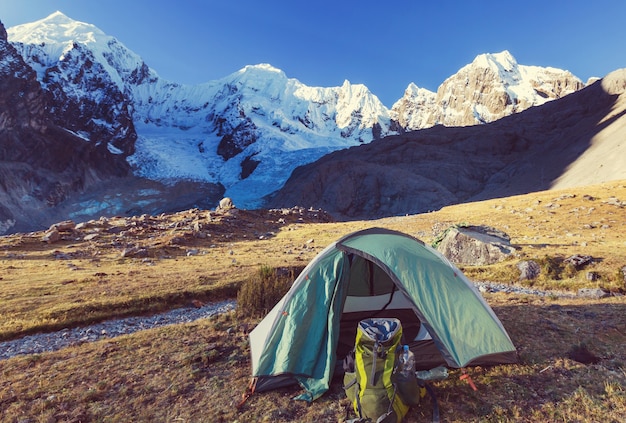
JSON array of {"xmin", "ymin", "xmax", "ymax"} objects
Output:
[
  {"xmin": 562, "ymin": 262, "xmax": 579, "ymax": 279},
  {"xmin": 237, "ymin": 265, "xmax": 302, "ymax": 318},
  {"xmin": 538, "ymin": 255, "xmax": 563, "ymax": 280}
]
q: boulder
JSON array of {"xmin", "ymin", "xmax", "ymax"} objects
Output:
[
  {"xmin": 435, "ymin": 225, "xmax": 515, "ymax": 265},
  {"xmin": 577, "ymin": 287, "xmax": 609, "ymax": 299},
  {"xmin": 42, "ymin": 228, "xmax": 61, "ymax": 243},
  {"xmin": 564, "ymin": 254, "xmax": 593, "ymax": 269},
  {"xmin": 586, "ymin": 271, "xmax": 600, "ymax": 281},
  {"xmin": 517, "ymin": 260, "xmax": 541, "ymax": 280},
  {"xmin": 50, "ymin": 220, "xmax": 76, "ymax": 232},
  {"xmin": 217, "ymin": 197, "xmax": 234, "ymax": 211}
]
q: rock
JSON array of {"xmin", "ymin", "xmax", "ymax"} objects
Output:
[
  {"xmin": 517, "ymin": 260, "xmax": 541, "ymax": 280},
  {"xmin": 168, "ymin": 236, "xmax": 186, "ymax": 246},
  {"xmin": 194, "ymin": 231, "xmax": 208, "ymax": 239},
  {"xmin": 577, "ymin": 287, "xmax": 609, "ymax": 298},
  {"xmin": 604, "ymin": 196, "xmax": 626, "ymax": 207},
  {"xmin": 50, "ymin": 220, "xmax": 76, "ymax": 232},
  {"xmin": 564, "ymin": 254, "xmax": 593, "ymax": 268},
  {"xmin": 75, "ymin": 222, "xmax": 89, "ymax": 230},
  {"xmin": 435, "ymin": 225, "xmax": 515, "ymax": 265},
  {"xmin": 42, "ymin": 229, "xmax": 61, "ymax": 243},
  {"xmin": 121, "ymin": 247, "xmax": 148, "ymax": 258},
  {"xmin": 217, "ymin": 197, "xmax": 234, "ymax": 210},
  {"xmin": 586, "ymin": 271, "xmax": 600, "ymax": 281}
]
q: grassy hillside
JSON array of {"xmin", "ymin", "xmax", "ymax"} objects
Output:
[{"xmin": 1, "ymin": 181, "xmax": 625, "ymax": 422}]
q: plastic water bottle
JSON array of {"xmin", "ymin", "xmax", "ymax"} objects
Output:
[
  {"xmin": 398, "ymin": 345, "xmax": 415, "ymax": 377},
  {"xmin": 415, "ymin": 366, "xmax": 449, "ymax": 381}
]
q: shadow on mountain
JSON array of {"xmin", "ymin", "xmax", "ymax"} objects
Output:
[{"xmin": 266, "ymin": 71, "xmax": 626, "ymax": 221}]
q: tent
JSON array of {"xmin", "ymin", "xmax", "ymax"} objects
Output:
[{"xmin": 248, "ymin": 227, "xmax": 517, "ymax": 401}]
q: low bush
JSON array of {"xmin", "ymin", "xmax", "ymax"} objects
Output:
[
  {"xmin": 538, "ymin": 255, "xmax": 564, "ymax": 280},
  {"xmin": 237, "ymin": 265, "xmax": 302, "ymax": 318}
]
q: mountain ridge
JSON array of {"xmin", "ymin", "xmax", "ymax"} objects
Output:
[
  {"xmin": 1, "ymin": 11, "xmax": 619, "ymax": 234},
  {"xmin": 267, "ymin": 70, "xmax": 626, "ymax": 219}
]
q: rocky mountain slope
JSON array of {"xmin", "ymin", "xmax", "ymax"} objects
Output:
[
  {"xmin": 267, "ymin": 69, "xmax": 626, "ymax": 220},
  {"xmin": 0, "ymin": 12, "xmax": 592, "ymax": 235},
  {"xmin": 0, "ymin": 21, "xmax": 130, "ymax": 233}
]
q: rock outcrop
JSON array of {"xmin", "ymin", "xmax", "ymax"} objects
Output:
[{"xmin": 434, "ymin": 225, "xmax": 515, "ymax": 265}]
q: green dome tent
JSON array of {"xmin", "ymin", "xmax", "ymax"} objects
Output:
[{"xmin": 248, "ymin": 227, "xmax": 517, "ymax": 401}]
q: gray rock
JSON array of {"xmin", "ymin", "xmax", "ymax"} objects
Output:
[
  {"xmin": 83, "ymin": 233, "xmax": 98, "ymax": 241},
  {"xmin": 42, "ymin": 228, "xmax": 61, "ymax": 243},
  {"xmin": 517, "ymin": 260, "xmax": 541, "ymax": 280},
  {"xmin": 564, "ymin": 254, "xmax": 593, "ymax": 269},
  {"xmin": 50, "ymin": 220, "xmax": 76, "ymax": 232},
  {"xmin": 217, "ymin": 197, "xmax": 234, "ymax": 210},
  {"xmin": 436, "ymin": 225, "xmax": 515, "ymax": 265},
  {"xmin": 577, "ymin": 287, "xmax": 609, "ymax": 298}
]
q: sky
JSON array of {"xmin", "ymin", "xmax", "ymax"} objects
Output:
[{"xmin": 1, "ymin": 0, "xmax": 624, "ymax": 107}]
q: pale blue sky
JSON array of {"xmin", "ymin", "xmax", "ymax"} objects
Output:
[{"xmin": 1, "ymin": 0, "xmax": 624, "ymax": 106}]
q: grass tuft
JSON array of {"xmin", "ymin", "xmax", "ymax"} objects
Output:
[{"xmin": 237, "ymin": 265, "xmax": 302, "ymax": 318}]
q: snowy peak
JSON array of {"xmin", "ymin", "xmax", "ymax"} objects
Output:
[
  {"xmin": 225, "ymin": 63, "xmax": 288, "ymax": 92},
  {"xmin": 7, "ymin": 11, "xmax": 150, "ymax": 90},
  {"xmin": 389, "ymin": 83, "xmax": 437, "ymax": 129},
  {"xmin": 470, "ymin": 50, "xmax": 518, "ymax": 74},
  {"xmin": 7, "ymin": 12, "xmax": 139, "ymax": 155},
  {"xmin": 236, "ymin": 63, "xmax": 287, "ymax": 78},
  {"xmin": 7, "ymin": 11, "xmax": 107, "ymax": 66},
  {"xmin": 6, "ymin": 11, "xmax": 103, "ymax": 45},
  {"xmin": 392, "ymin": 50, "xmax": 584, "ymax": 129}
]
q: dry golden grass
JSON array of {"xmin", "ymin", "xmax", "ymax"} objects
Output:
[
  {"xmin": 1, "ymin": 181, "xmax": 625, "ymax": 422},
  {"xmin": 0, "ymin": 295, "xmax": 624, "ymax": 422}
]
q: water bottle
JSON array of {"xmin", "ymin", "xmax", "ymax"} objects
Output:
[
  {"xmin": 398, "ymin": 345, "xmax": 415, "ymax": 377},
  {"xmin": 415, "ymin": 365, "xmax": 448, "ymax": 381}
]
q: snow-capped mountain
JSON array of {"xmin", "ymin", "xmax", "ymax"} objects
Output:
[
  {"xmin": 7, "ymin": 11, "xmax": 137, "ymax": 156},
  {"xmin": 391, "ymin": 51, "xmax": 584, "ymax": 129},
  {"xmin": 268, "ymin": 69, "xmax": 626, "ymax": 220},
  {"xmin": 7, "ymin": 12, "xmax": 396, "ymax": 208},
  {"xmin": 1, "ymin": 11, "xmax": 589, "ymax": 231},
  {"xmin": 128, "ymin": 64, "xmax": 393, "ymax": 207},
  {"xmin": 0, "ymin": 18, "xmax": 131, "ymax": 234}
]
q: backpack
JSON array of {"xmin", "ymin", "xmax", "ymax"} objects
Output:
[{"xmin": 343, "ymin": 318, "xmax": 421, "ymax": 423}]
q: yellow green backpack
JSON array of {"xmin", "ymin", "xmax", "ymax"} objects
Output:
[{"xmin": 343, "ymin": 318, "xmax": 421, "ymax": 423}]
